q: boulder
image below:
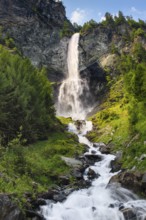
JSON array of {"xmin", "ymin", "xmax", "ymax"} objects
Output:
[
  {"xmin": 85, "ymin": 154, "xmax": 102, "ymax": 163},
  {"xmin": 120, "ymin": 208, "xmax": 136, "ymax": 220},
  {"xmin": 53, "ymin": 193, "xmax": 66, "ymax": 202},
  {"xmin": 87, "ymin": 168, "xmax": 100, "ymax": 180},
  {"xmin": 0, "ymin": 194, "xmax": 25, "ymax": 220},
  {"xmin": 26, "ymin": 210, "xmax": 44, "ymax": 220},
  {"xmin": 109, "ymin": 171, "xmax": 143, "ymax": 194},
  {"xmin": 141, "ymin": 173, "xmax": 146, "ymax": 190},
  {"xmin": 99, "ymin": 144, "xmax": 111, "ymax": 154},
  {"xmin": 61, "ymin": 156, "xmax": 83, "ymax": 168},
  {"xmin": 59, "ymin": 176, "xmax": 70, "ymax": 185},
  {"xmin": 110, "ymin": 159, "xmax": 121, "ymax": 172},
  {"xmin": 72, "ymin": 169, "xmax": 83, "ymax": 180}
]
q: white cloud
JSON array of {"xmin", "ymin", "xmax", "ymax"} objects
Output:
[
  {"xmin": 130, "ymin": 6, "xmax": 146, "ymax": 15},
  {"xmin": 130, "ymin": 6, "xmax": 146, "ymax": 20},
  {"xmin": 131, "ymin": 6, "xmax": 137, "ymax": 13},
  {"xmin": 131, "ymin": 6, "xmax": 141, "ymax": 14},
  {"xmin": 100, "ymin": 16, "xmax": 106, "ymax": 22},
  {"xmin": 71, "ymin": 8, "xmax": 87, "ymax": 25},
  {"xmin": 98, "ymin": 12, "xmax": 102, "ymax": 17}
]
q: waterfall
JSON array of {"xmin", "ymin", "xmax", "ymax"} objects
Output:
[
  {"xmin": 57, "ymin": 33, "xmax": 90, "ymax": 120},
  {"xmin": 40, "ymin": 34, "xmax": 146, "ymax": 220}
]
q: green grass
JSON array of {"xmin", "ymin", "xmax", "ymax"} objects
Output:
[
  {"xmin": 0, "ymin": 128, "xmax": 84, "ymax": 209},
  {"xmin": 88, "ymin": 75, "xmax": 146, "ymax": 172},
  {"xmin": 88, "ymin": 76, "xmax": 130, "ymax": 147}
]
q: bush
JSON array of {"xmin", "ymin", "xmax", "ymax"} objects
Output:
[{"xmin": 0, "ymin": 46, "xmax": 56, "ymax": 144}]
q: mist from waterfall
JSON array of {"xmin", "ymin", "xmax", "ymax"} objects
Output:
[{"xmin": 57, "ymin": 33, "xmax": 90, "ymax": 120}]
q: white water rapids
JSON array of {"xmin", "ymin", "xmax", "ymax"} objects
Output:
[
  {"xmin": 57, "ymin": 33, "xmax": 91, "ymax": 120},
  {"xmin": 40, "ymin": 121, "xmax": 146, "ymax": 220},
  {"xmin": 40, "ymin": 33, "xmax": 146, "ymax": 219}
]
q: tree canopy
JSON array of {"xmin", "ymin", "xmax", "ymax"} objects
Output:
[{"xmin": 0, "ymin": 46, "xmax": 57, "ymax": 144}]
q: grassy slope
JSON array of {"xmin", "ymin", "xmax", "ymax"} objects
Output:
[
  {"xmin": 0, "ymin": 127, "xmax": 84, "ymax": 207},
  {"xmin": 88, "ymin": 75, "xmax": 146, "ymax": 171}
]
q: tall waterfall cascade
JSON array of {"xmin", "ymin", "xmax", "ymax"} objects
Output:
[
  {"xmin": 40, "ymin": 33, "xmax": 146, "ymax": 220},
  {"xmin": 57, "ymin": 33, "xmax": 91, "ymax": 120}
]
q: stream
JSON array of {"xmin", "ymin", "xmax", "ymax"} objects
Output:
[
  {"xmin": 40, "ymin": 33, "xmax": 146, "ymax": 219},
  {"xmin": 40, "ymin": 121, "xmax": 146, "ymax": 220}
]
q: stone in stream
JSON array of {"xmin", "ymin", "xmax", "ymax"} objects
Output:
[
  {"xmin": 99, "ymin": 144, "xmax": 111, "ymax": 154},
  {"xmin": 74, "ymin": 120, "xmax": 86, "ymax": 131},
  {"xmin": 53, "ymin": 193, "xmax": 66, "ymax": 202},
  {"xmin": 120, "ymin": 208, "xmax": 136, "ymax": 220},
  {"xmin": 141, "ymin": 172, "xmax": 146, "ymax": 190},
  {"xmin": 26, "ymin": 210, "xmax": 45, "ymax": 220},
  {"xmin": 109, "ymin": 171, "xmax": 143, "ymax": 194},
  {"xmin": 87, "ymin": 168, "xmax": 100, "ymax": 180},
  {"xmin": 110, "ymin": 159, "xmax": 122, "ymax": 172},
  {"xmin": 84, "ymin": 154, "xmax": 102, "ymax": 162}
]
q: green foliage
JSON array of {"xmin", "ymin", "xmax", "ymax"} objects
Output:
[
  {"xmin": 0, "ymin": 130, "xmax": 84, "ymax": 208},
  {"xmin": 114, "ymin": 11, "xmax": 126, "ymax": 25},
  {"xmin": 0, "ymin": 46, "xmax": 57, "ymax": 144},
  {"xmin": 111, "ymin": 43, "xmax": 119, "ymax": 54},
  {"xmin": 101, "ymin": 12, "xmax": 114, "ymax": 27},
  {"xmin": 80, "ymin": 19, "xmax": 97, "ymax": 34},
  {"xmin": 73, "ymin": 23, "xmax": 82, "ymax": 32},
  {"xmin": 60, "ymin": 21, "xmax": 74, "ymax": 38},
  {"xmin": 134, "ymin": 28, "xmax": 145, "ymax": 38}
]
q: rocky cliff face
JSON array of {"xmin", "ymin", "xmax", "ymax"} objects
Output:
[
  {"xmin": 1, "ymin": 0, "xmax": 146, "ymax": 103},
  {"xmin": 0, "ymin": 0, "xmax": 70, "ymax": 81}
]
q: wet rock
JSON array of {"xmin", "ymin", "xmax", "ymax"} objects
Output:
[
  {"xmin": 141, "ymin": 173, "xmax": 146, "ymax": 190},
  {"xmin": 92, "ymin": 207, "xmax": 96, "ymax": 212},
  {"xmin": 109, "ymin": 204, "xmax": 115, "ymax": 208},
  {"xmin": 26, "ymin": 210, "xmax": 44, "ymax": 220},
  {"xmin": 109, "ymin": 201, "xmax": 124, "ymax": 209},
  {"xmin": 40, "ymin": 189, "xmax": 59, "ymax": 200},
  {"xmin": 87, "ymin": 168, "xmax": 100, "ymax": 180},
  {"xmin": 64, "ymin": 188, "xmax": 74, "ymax": 196},
  {"xmin": 53, "ymin": 193, "xmax": 66, "ymax": 202},
  {"xmin": 93, "ymin": 143, "xmax": 99, "ymax": 148},
  {"xmin": 77, "ymin": 179, "xmax": 92, "ymax": 189},
  {"xmin": 93, "ymin": 143, "xmax": 106, "ymax": 148},
  {"xmin": 120, "ymin": 208, "xmax": 136, "ymax": 220},
  {"xmin": 33, "ymin": 198, "xmax": 47, "ymax": 208},
  {"xmin": 85, "ymin": 154, "xmax": 102, "ymax": 163},
  {"xmin": 59, "ymin": 176, "xmax": 70, "ymax": 185},
  {"xmin": 91, "ymin": 150, "xmax": 96, "ymax": 154},
  {"xmin": 99, "ymin": 144, "xmax": 111, "ymax": 154},
  {"xmin": 109, "ymin": 171, "xmax": 143, "ymax": 194},
  {"xmin": 110, "ymin": 159, "xmax": 121, "ymax": 172},
  {"xmin": 75, "ymin": 120, "xmax": 86, "ymax": 131},
  {"xmin": 72, "ymin": 169, "xmax": 83, "ymax": 180},
  {"xmin": 0, "ymin": 194, "xmax": 25, "ymax": 220}
]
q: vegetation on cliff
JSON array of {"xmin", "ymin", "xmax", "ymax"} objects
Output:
[
  {"xmin": 88, "ymin": 40, "xmax": 146, "ymax": 171},
  {"xmin": 0, "ymin": 46, "xmax": 57, "ymax": 144},
  {"xmin": 0, "ymin": 42, "xmax": 84, "ymax": 210}
]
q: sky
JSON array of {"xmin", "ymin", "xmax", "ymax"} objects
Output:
[{"xmin": 62, "ymin": 0, "xmax": 146, "ymax": 25}]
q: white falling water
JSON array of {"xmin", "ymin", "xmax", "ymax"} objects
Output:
[
  {"xmin": 41, "ymin": 33, "xmax": 146, "ymax": 220},
  {"xmin": 57, "ymin": 33, "xmax": 90, "ymax": 120}
]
